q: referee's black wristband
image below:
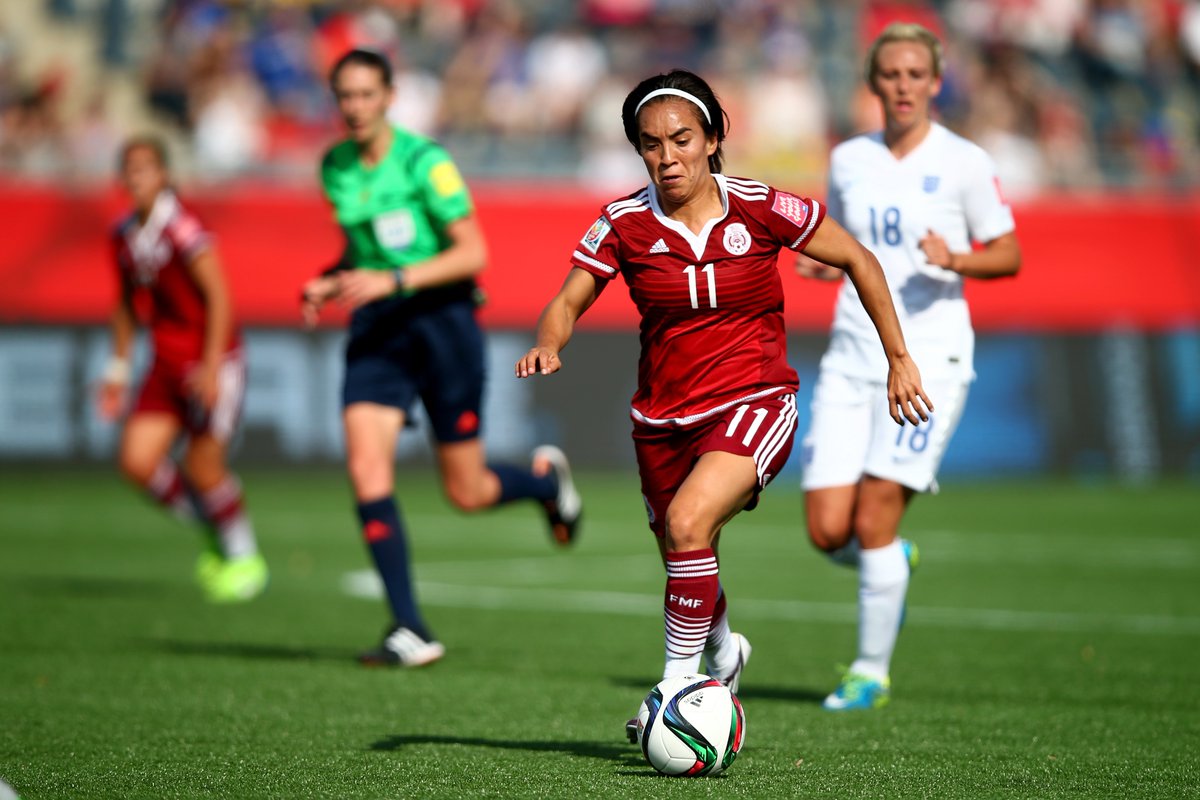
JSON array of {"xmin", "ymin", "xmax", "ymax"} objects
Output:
[{"xmin": 392, "ymin": 269, "xmax": 408, "ymax": 293}]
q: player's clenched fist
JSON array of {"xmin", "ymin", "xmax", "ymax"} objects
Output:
[
  {"xmin": 300, "ymin": 275, "xmax": 340, "ymax": 328},
  {"xmin": 515, "ymin": 348, "xmax": 561, "ymax": 378}
]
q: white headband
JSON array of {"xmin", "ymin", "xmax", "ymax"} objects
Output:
[{"xmin": 634, "ymin": 88, "xmax": 712, "ymax": 125}]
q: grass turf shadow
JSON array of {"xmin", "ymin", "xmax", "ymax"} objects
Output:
[
  {"xmin": 141, "ymin": 637, "xmax": 353, "ymax": 663},
  {"xmin": 609, "ymin": 675, "xmax": 827, "ymax": 705},
  {"xmin": 13, "ymin": 574, "xmax": 170, "ymax": 599},
  {"xmin": 370, "ymin": 734, "xmax": 646, "ymax": 768}
]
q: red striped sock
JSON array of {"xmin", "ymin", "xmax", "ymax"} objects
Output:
[
  {"xmin": 663, "ymin": 548, "xmax": 719, "ymax": 678},
  {"xmin": 199, "ymin": 476, "xmax": 257, "ymax": 559},
  {"xmin": 147, "ymin": 460, "xmax": 197, "ymax": 522}
]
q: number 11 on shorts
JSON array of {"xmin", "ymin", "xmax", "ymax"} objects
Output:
[
  {"xmin": 684, "ymin": 263, "xmax": 717, "ymax": 309},
  {"xmin": 726, "ymin": 403, "xmax": 767, "ymax": 446}
]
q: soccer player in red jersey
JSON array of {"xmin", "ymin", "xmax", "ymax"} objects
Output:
[
  {"xmin": 98, "ymin": 136, "xmax": 266, "ymax": 603},
  {"xmin": 516, "ymin": 70, "xmax": 932, "ymax": 739}
]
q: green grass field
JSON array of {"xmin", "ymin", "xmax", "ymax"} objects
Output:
[{"xmin": 1, "ymin": 468, "xmax": 1198, "ymax": 799}]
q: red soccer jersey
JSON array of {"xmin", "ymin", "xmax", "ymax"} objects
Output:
[
  {"xmin": 570, "ymin": 175, "xmax": 826, "ymax": 427},
  {"xmin": 111, "ymin": 191, "xmax": 239, "ymax": 364}
]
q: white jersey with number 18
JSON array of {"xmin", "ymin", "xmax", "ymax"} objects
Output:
[{"xmin": 820, "ymin": 122, "xmax": 1015, "ymax": 382}]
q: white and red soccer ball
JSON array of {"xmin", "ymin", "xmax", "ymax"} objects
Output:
[{"xmin": 634, "ymin": 674, "xmax": 746, "ymax": 777}]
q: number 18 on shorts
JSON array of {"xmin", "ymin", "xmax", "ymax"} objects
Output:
[{"xmin": 801, "ymin": 371, "xmax": 970, "ymax": 493}]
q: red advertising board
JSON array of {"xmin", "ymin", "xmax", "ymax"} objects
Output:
[{"xmin": 2, "ymin": 182, "xmax": 1198, "ymax": 331}]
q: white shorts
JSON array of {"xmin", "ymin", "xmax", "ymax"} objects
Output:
[{"xmin": 800, "ymin": 370, "xmax": 970, "ymax": 493}]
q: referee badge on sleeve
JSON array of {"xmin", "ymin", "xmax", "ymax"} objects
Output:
[{"xmin": 430, "ymin": 162, "xmax": 466, "ymax": 198}]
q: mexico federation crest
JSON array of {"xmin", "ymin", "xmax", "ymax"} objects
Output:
[{"xmin": 723, "ymin": 222, "xmax": 751, "ymax": 256}]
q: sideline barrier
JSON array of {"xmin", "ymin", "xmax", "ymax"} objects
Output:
[{"xmin": 2, "ymin": 183, "xmax": 1198, "ymax": 331}]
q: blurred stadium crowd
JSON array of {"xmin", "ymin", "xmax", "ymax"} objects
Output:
[{"xmin": 2, "ymin": 0, "xmax": 1199, "ymax": 194}]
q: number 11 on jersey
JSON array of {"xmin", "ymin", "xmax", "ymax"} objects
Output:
[{"xmin": 684, "ymin": 263, "xmax": 717, "ymax": 309}]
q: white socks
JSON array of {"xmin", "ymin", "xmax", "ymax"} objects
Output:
[{"xmin": 850, "ymin": 539, "xmax": 909, "ymax": 681}]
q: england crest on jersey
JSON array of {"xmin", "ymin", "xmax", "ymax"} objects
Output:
[
  {"xmin": 723, "ymin": 223, "xmax": 751, "ymax": 256},
  {"xmin": 923, "ymin": 175, "xmax": 940, "ymax": 193}
]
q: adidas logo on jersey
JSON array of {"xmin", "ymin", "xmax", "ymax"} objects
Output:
[{"xmin": 649, "ymin": 238, "xmax": 670, "ymax": 254}]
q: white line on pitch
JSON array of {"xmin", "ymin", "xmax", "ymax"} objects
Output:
[{"xmin": 339, "ymin": 570, "xmax": 1200, "ymax": 637}]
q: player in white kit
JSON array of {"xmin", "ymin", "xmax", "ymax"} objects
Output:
[{"xmin": 798, "ymin": 23, "xmax": 1022, "ymax": 710}]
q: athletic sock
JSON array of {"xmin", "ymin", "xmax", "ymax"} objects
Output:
[
  {"xmin": 850, "ymin": 539, "xmax": 910, "ymax": 681},
  {"xmin": 703, "ymin": 584, "xmax": 740, "ymax": 679},
  {"xmin": 488, "ymin": 462, "xmax": 557, "ymax": 505},
  {"xmin": 357, "ymin": 497, "xmax": 432, "ymax": 641},
  {"xmin": 199, "ymin": 476, "xmax": 258, "ymax": 559},
  {"xmin": 146, "ymin": 459, "xmax": 201, "ymax": 522},
  {"xmin": 828, "ymin": 539, "xmax": 861, "ymax": 568},
  {"xmin": 663, "ymin": 548, "xmax": 720, "ymax": 679}
]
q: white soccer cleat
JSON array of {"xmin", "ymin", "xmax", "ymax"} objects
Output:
[
  {"xmin": 358, "ymin": 625, "xmax": 445, "ymax": 668},
  {"xmin": 709, "ymin": 633, "xmax": 752, "ymax": 695},
  {"xmin": 533, "ymin": 444, "xmax": 582, "ymax": 546}
]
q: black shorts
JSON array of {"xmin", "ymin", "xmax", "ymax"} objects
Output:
[{"xmin": 342, "ymin": 284, "xmax": 485, "ymax": 444}]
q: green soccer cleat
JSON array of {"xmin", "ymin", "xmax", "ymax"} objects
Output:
[
  {"xmin": 203, "ymin": 553, "xmax": 269, "ymax": 603},
  {"xmin": 822, "ymin": 671, "xmax": 891, "ymax": 711},
  {"xmin": 194, "ymin": 547, "xmax": 223, "ymax": 587}
]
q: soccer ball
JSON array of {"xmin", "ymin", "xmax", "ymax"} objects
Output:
[{"xmin": 634, "ymin": 674, "xmax": 746, "ymax": 777}]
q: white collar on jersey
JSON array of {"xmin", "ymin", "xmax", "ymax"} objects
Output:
[
  {"xmin": 129, "ymin": 189, "xmax": 179, "ymax": 262},
  {"xmin": 646, "ymin": 174, "xmax": 729, "ymax": 262}
]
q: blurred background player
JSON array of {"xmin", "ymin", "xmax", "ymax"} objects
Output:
[
  {"xmin": 516, "ymin": 69, "xmax": 931, "ymax": 742},
  {"xmin": 98, "ymin": 135, "xmax": 267, "ymax": 603},
  {"xmin": 300, "ymin": 49, "xmax": 581, "ymax": 668},
  {"xmin": 797, "ymin": 22, "xmax": 1022, "ymax": 711}
]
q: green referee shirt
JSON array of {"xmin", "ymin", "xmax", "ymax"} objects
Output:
[{"xmin": 320, "ymin": 127, "xmax": 473, "ymax": 275}]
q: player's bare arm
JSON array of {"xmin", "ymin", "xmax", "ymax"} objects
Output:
[
  {"xmin": 803, "ymin": 216, "xmax": 933, "ymax": 425},
  {"xmin": 794, "ymin": 252, "xmax": 843, "ymax": 281},
  {"xmin": 338, "ymin": 215, "xmax": 488, "ymax": 310},
  {"xmin": 99, "ymin": 290, "xmax": 137, "ymax": 421},
  {"xmin": 517, "ymin": 267, "xmax": 603, "ymax": 378},
  {"xmin": 185, "ymin": 247, "xmax": 235, "ymax": 410},
  {"xmin": 919, "ymin": 229, "xmax": 1021, "ymax": 279}
]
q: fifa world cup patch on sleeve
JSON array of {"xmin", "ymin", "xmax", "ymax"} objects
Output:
[
  {"xmin": 430, "ymin": 162, "xmax": 466, "ymax": 198},
  {"xmin": 581, "ymin": 216, "xmax": 612, "ymax": 254},
  {"xmin": 771, "ymin": 192, "xmax": 810, "ymax": 228}
]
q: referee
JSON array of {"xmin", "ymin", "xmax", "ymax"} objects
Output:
[{"xmin": 301, "ymin": 49, "xmax": 581, "ymax": 667}]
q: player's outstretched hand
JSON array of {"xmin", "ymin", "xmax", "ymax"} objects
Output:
[
  {"xmin": 917, "ymin": 229, "xmax": 957, "ymax": 272},
  {"xmin": 184, "ymin": 363, "xmax": 219, "ymax": 411},
  {"xmin": 301, "ymin": 275, "xmax": 339, "ymax": 328},
  {"xmin": 515, "ymin": 347, "xmax": 561, "ymax": 378},
  {"xmin": 338, "ymin": 269, "xmax": 397, "ymax": 311},
  {"xmin": 96, "ymin": 381, "xmax": 127, "ymax": 422},
  {"xmin": 887, "ymin": 354, "xmax": 934, "ymax": 426},
  {"xmin": 795, "ymin": 253, "xmax": 843, "ymax": 281}
]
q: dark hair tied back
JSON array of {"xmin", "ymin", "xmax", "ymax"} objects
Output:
[
  {"xmin": 329, "ymin": 48, "xmax": 393, "ymax": 89},
  {"xmin": 621, "ymin": 70, "xmax": 727, "ymax": 174}
]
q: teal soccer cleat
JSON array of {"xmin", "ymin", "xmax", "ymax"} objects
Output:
[
  {"xmin": 822, "ymin": 671, "xmax": 891, "ymax": 711},
  {"xmin": 901, "ymin": 538, "xmax": 920, "ymax": 574}
]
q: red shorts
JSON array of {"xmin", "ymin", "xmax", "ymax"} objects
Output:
[
  {"xmin": 132, "ymin": 350, "xmax": 246, "ymax": 444},
  {"xmin": 633, "ymin": 392, "xmax": 798, "ymax": 537}
]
